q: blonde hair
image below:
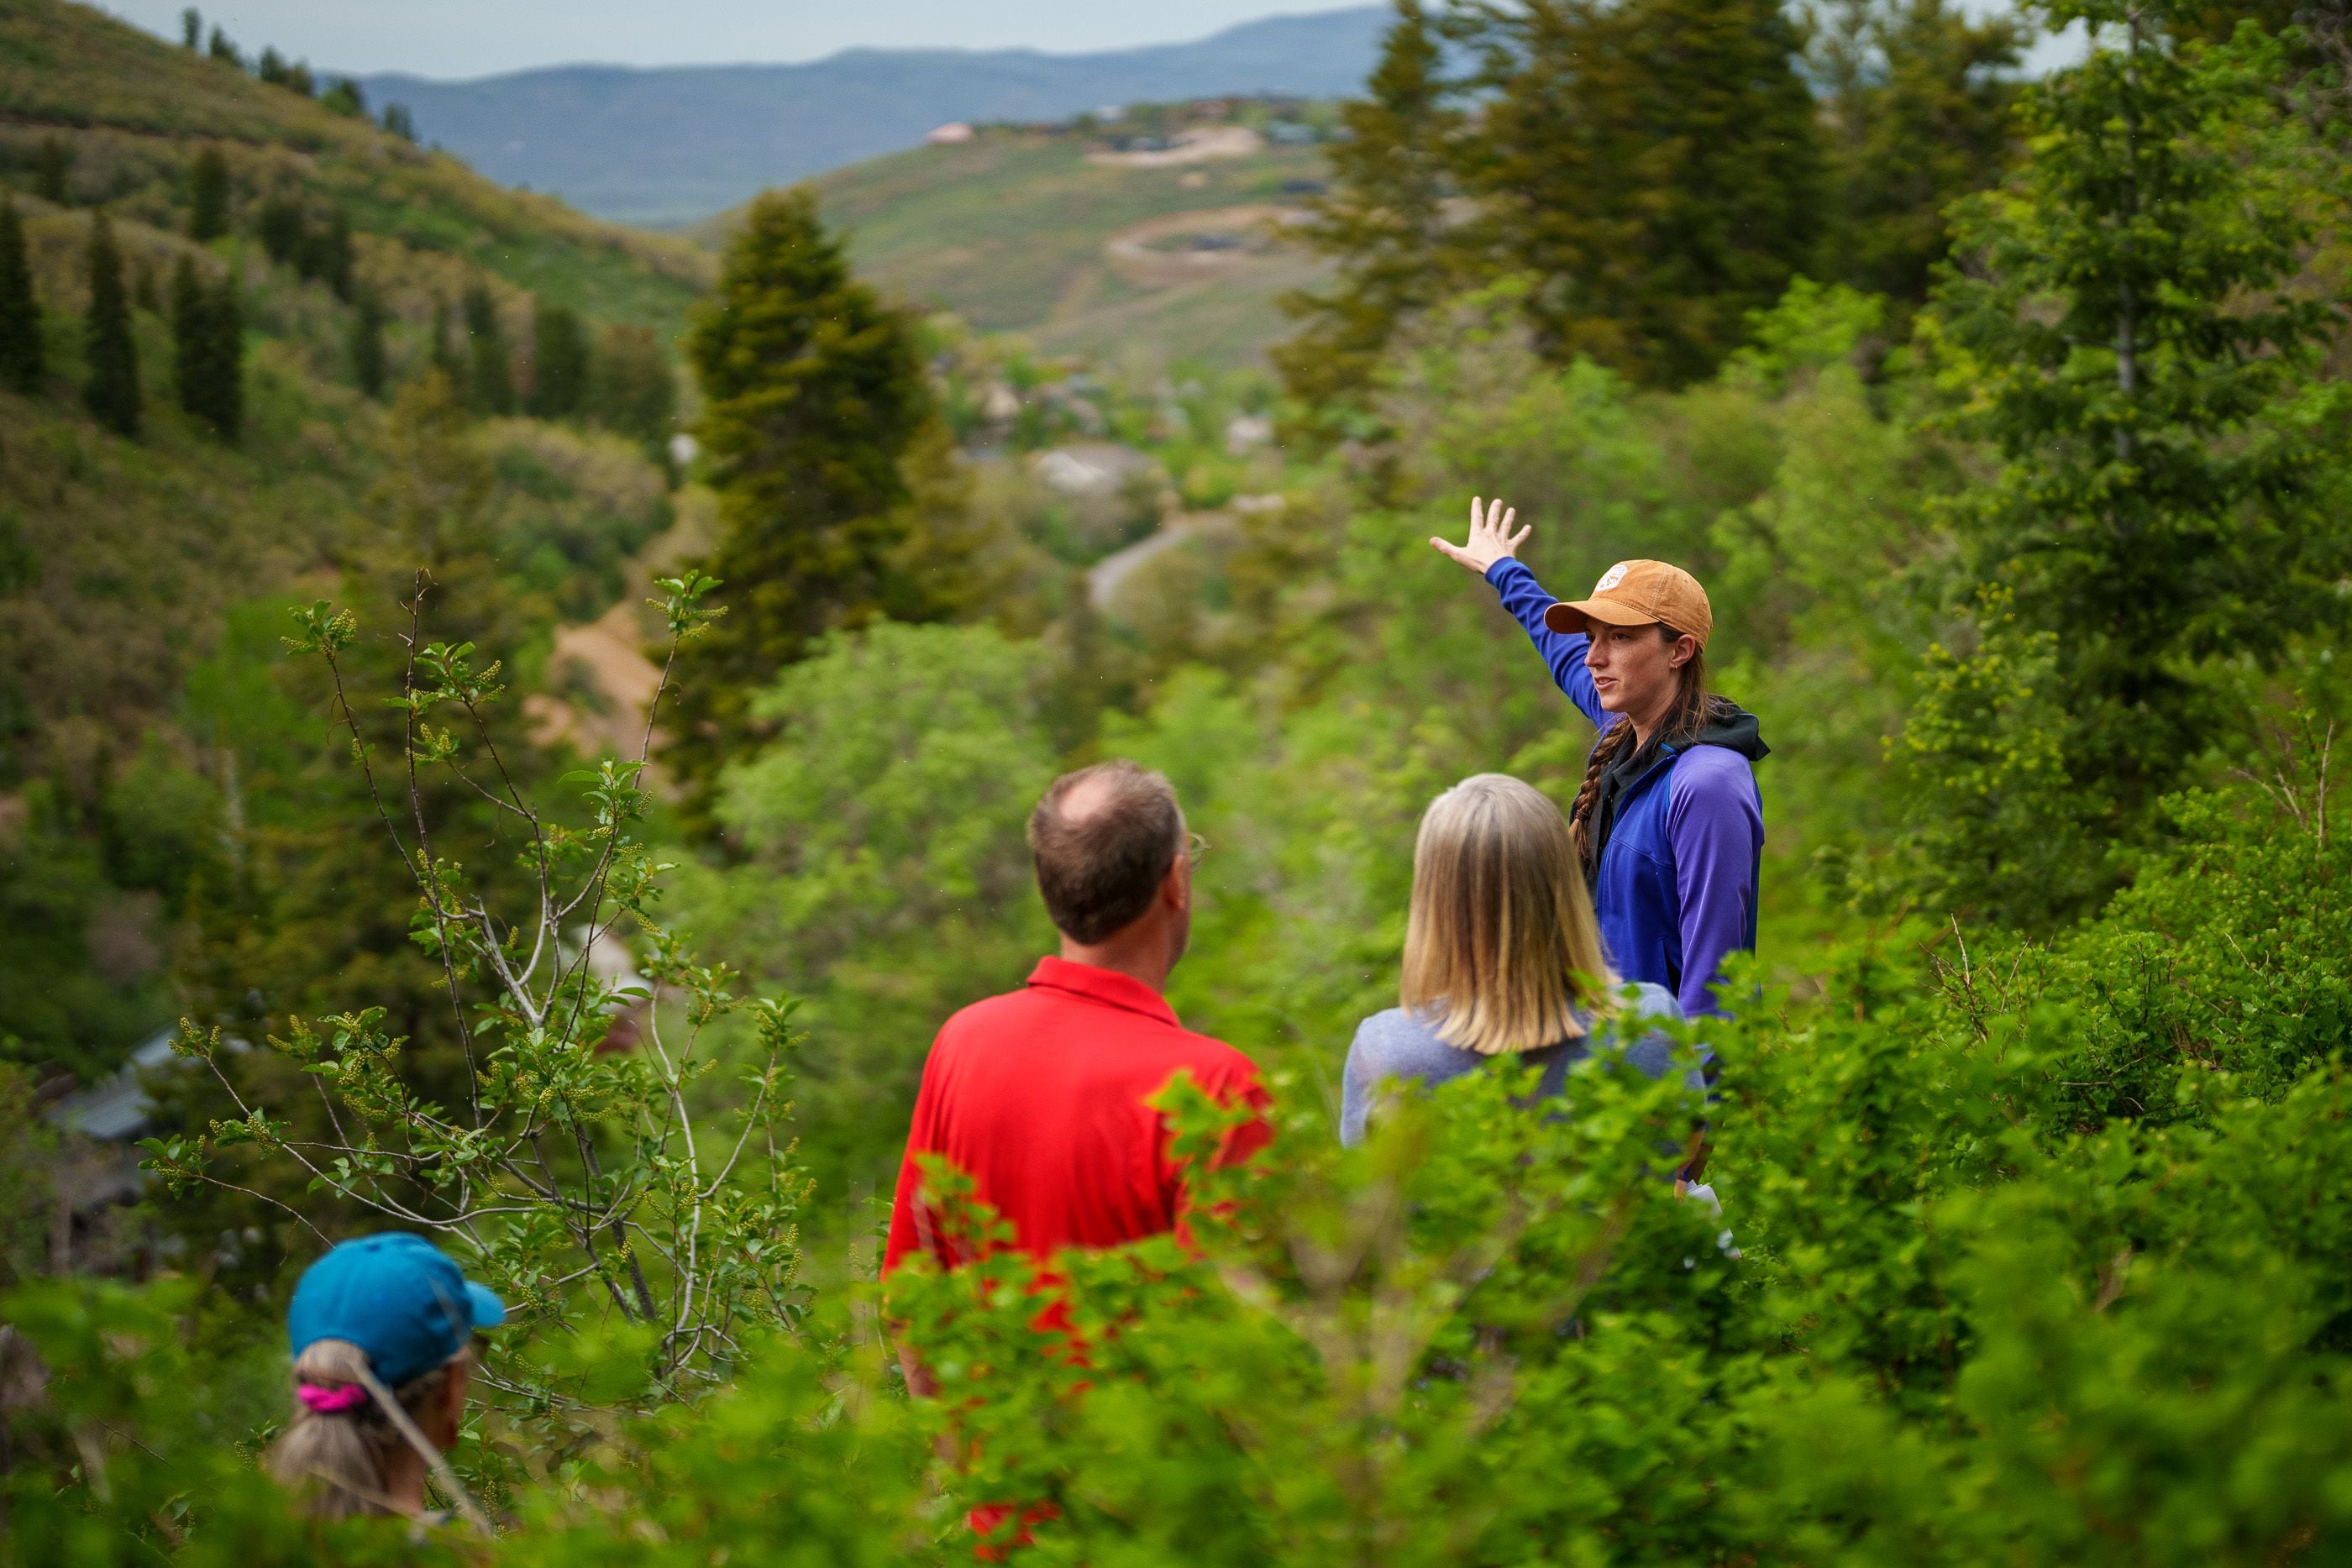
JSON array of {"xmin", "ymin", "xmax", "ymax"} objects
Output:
[
  {"xmin": 266, "ymin": 1337, "xmax": 472, "ymax": 1520},
  {"xmin": 1400, "ymin": 774, "xmax": 1614, "ymax": 1054}
]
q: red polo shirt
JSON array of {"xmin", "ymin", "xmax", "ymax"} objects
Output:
[{"xmin": 883, "ymin": 957, "xmax": 1270, "ymax": 1275}]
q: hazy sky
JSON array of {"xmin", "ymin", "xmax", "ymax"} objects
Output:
[{"xmin": 102, "ymin": 2, "xmax": 1376, "ymax": 80}]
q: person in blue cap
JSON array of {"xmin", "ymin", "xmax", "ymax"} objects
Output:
[{"xmin": 266, "ymin": 1231, "xmax": 504, "ymax": 1524}]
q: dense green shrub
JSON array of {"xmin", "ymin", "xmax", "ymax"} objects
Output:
[{"xmin": 14, "ymin": 763, "xmax": 2352, "ymax": 1564}]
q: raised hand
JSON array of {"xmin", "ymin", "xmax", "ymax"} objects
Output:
[{"xmin": 1431, "ymin": 496, "xmax": 1531, "ymax": 576}]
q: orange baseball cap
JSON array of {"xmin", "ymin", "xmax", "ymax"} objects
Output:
[{"xmin": 1541, "ymin": 559, "xmax": 1714, "ymax": 648}]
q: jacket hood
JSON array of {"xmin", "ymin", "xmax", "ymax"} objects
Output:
[{"xmin": 1683, "ymin": 701, "xmax": 1770, "ymax": 763}]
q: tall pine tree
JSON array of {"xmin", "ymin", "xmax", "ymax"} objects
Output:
[
  {"xmin": 255, "ymin": 197, "xmax": 303, "ymax": 267},
  {"xmin": 428, "ymin": 294, "xmax": 463, "ymax": 385},
  {"xmin": 187, "ymin": 146, "xmax": 230, "ymax": 242},
  {"xmin": 0, "ymin": 202, "xmax": 42, "ymax": 394},
  {"xmin": 1463, "ymin": 0, "xmax": 1822, "ymax": 385},
  {"xmin": 302, "ymin": 207, "xmax": 353, "ymax": 299},
  {"xmin": 1815, "ymin": 0, "xmax": 2026, "ymax": 305},
  {"xmin": 1273, "ymin": 0, "xmax": 1466, "ymax": 433},
  {"xmin": 527, "ymin": 299, "xmax": 589, "ymax": 418},
  {"xmin": 1898, "ymin": 12, "xmax": 2350, "ymax": 926},
  {"xmin": 461, "ymin": 283, "xmax": 514, "ymax": 414},
  {"xmin": 584, "ymin": 322, "xmax": 675, "ymax": 448},
  {"xmin": 81, "ymin": 212, "xmax": 139, "ymax": 438},
  {"xmin": 171, "ymin": 255, "xmax": 240, "ymax": 441},
  {"xmin": 349, "ymin": 286, "xmax": 386, "ymax": 400},
  {"xmin": 34, "ymin": 136, "xmax": 70, "ymax": 207},
  {"xmin": 202, "ymin": 270, "xmax": 244, "ymax": 443},
  {"xmin": 666, "ymin": 189, "xmax": 934, "ymax": 825}
]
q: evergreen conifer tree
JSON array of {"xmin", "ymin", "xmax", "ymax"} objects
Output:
[
  {"xmin": 0, "ymin": 202, "xmax": 43, "ymax": 394},
  {"xmin": 255, "ymin": 197, "xmax": 302, "ymax": 268},
  {"xmin": 667, "ymin": 188, "xmax": 934, "ymax": 822},
  {"xmin": 349, "ymin": 286, "xmax": 386, "ymax": 400},
  {"xmin": 171, "ymin": 255, "xmax": 241, "ymax": 441},
  {"xmin": 302, "ymin": 207, "xmax": 353, "ymax": 298},
  {"xmin": 1463, "ymin": 0, "xmax": 1822, "ymax": 385},
  {"xmin": 207, "ymin": 27, "xmax": 239, "ymax": 67},
  {"xmin": 461, "ymin": 284, "xmax": 514, "ymax": 414},
  {"xmin": 527, "ymin": 300, "xmax": 589, "ymax": 418},
  {"xmin": 584, "ymin": 322, "xmax": 675, "ymax": 447},
  {"xmin": 200, "ymin": 270, "xmax": 241, "ymax": 442},
  {"xmin": 1273, "ymin": 1, "xmax": 1466, "ymax": 433},
  {"xmin": 81, "ymin": 212, "xmax": 139, "ymax": 437},
  {"xmin": 429, "ymin": 294, "xmax": 462, "ymax": 385},
  {"xmin": 1816, "ymin": 0, "xmax": 2026, "ymax": 305},
  {"xmin": 187, "ymin": 146, "xmax": 229, "ymax": 242},
  {"xmin": 1899, "ymin": 12, "xmax": 2351, "ymax": 926},
  {"xmin": 382, "ymin": 102, "xmax": 416, "ymax": 142},
  {"xmin": 181, "ymin": 8, "xmax": 200, "ymax": 49},
  {"xmin": 34, "ymin": 137, "xmax": 70, "ymax": 207}
]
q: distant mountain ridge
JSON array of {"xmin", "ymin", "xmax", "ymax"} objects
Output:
[{"xmin": 355, "ymin": 7, "xmax": 1388, "ymax": 227}]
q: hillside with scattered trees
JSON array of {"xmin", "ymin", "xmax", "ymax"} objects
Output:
[
  {"xmin": 8, "ymin": 0, "xmax": 2352, "ymax": 1562},
  {"xmin": 0, "ymin": 0, "xmax": 697, "ymax": 1081}
]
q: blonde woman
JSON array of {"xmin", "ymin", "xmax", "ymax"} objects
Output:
[
  {"xmin": 1340, "ymin": 774, "xmax": 1692, "ymax": 1146},
  {"xmin": 267, "ymin": 1232, "xmax": 502, "ymax": 1526}
]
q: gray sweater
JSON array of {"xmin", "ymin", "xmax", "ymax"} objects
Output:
[{"xmin": 1339, "ymin": 983, "xmax": 1686, "ymax": 1146}]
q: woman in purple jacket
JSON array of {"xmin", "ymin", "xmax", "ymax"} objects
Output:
[{"xmin": 1432, "ymin": 496, "xmax": 1768, "ymax": 1030}]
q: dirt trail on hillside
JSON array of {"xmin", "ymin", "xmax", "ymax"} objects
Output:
[
  {"xmin": 522, "ymin": 489, "xmax": 713, "ymax": 790},
  {"xmin": 1101, "ymin": 205, "xmax": 1308, "ymax": 288}
]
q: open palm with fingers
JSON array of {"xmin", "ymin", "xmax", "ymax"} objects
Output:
[{"xmin": 1431, "ymin": 496, "xmax": 1531, "ymax": 575}]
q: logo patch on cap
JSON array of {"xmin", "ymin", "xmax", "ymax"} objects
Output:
[{"xmin": 1594, "ymin": 563, "xmax": 1630, "ymax": 592}]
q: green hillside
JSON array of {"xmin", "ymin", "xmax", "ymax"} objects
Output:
[
  {"xmin": 703, "ymin": 126, "xmax": 1335, "ymax": 371},
  {"xmin": 0, "ymin": 0, "xmax": 699, "ymax": 1078},
  {"xmin": 0, "ymin": 0, "xmax": 711, "ymax": 328}
]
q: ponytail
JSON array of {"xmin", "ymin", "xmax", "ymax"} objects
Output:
[{"xmin": 267, "ymin": 1337, "xmax": 474, "ymax": 1521}]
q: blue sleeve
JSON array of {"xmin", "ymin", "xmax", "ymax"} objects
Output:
[
  {"xmin": 1666, "ymin": 750, "xmax": 1763, "ymax": 1020},
  {"xmin": 1610, "ymin": 983, "xmax": 1709, "ymax": 1094},
  {"xmin": 1484, "ymin": 559, "xmax": 1613, "ymax": 732}
]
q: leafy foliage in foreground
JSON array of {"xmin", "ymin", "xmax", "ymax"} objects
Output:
[
  {"xmin": 142, "ymin": 573, "xmax": 813, "ymax": 1430},
  {"xmin": 13, "ymin": 757, "xmax": 2352, "ymax": 1563}
]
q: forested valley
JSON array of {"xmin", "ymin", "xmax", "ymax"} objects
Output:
[{"xmin": 6, "ymin": 0, "xmax": 2352, "ymax": 1560}]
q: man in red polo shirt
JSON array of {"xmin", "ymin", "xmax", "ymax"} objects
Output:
[{"xmin": 883, "ymin": 759, "xmax": 1269, "ymax": 1281}]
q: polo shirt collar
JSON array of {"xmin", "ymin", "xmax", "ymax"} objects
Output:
[{"xmin": 1027, "ymin": 956, "xmax": 1180, "ymax": 1026}]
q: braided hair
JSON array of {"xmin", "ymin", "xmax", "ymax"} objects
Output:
[{"xmin": 1567, "ymin": 626, "xmax": 1734, "ymax": 872}]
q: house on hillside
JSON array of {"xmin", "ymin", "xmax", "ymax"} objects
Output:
[
  {"xmin": 40, "ymin": 1025, "xmax": 206, "ymax": 1274},
  {"xmin": 926, "ymin": 122, "xmax": 976, "ymax": 145},
  {"xmin": 1033, "ymin": 443, "xmax": 1156, "ymax": 499},
  {"xmin": 1225, "ymin": 413, "xmax": 1275, "ymax": 456}
]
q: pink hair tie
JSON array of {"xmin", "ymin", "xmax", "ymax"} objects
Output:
[{"xmin": 297, "ymin": 1382, "xmax": 370, "ymax": 1413}]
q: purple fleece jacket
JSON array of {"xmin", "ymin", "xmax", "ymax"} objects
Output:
[{"xmin": 1486, "ymin": 559, "xmax": 1766, "ymax": 1020}]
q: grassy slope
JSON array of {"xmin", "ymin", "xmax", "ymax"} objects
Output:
[
  {"xmin": 0, "ymin": 0, "xmax": 711, "ymax": 332},
  {"xmin": 701, "ymin": 130, "xmax": 1333, "ymax": 371},
  {"xmin": 0, "ymin": 0, "xmax": 702, "ymax": 731},
  {"xmin": 0, "ymin": 1, "xmax": 693, "ymax": 1075}
]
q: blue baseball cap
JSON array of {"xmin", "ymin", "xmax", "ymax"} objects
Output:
[{"xmin": 287, "ymin": 1232, "xmax": 506, "ymax": 1387}]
